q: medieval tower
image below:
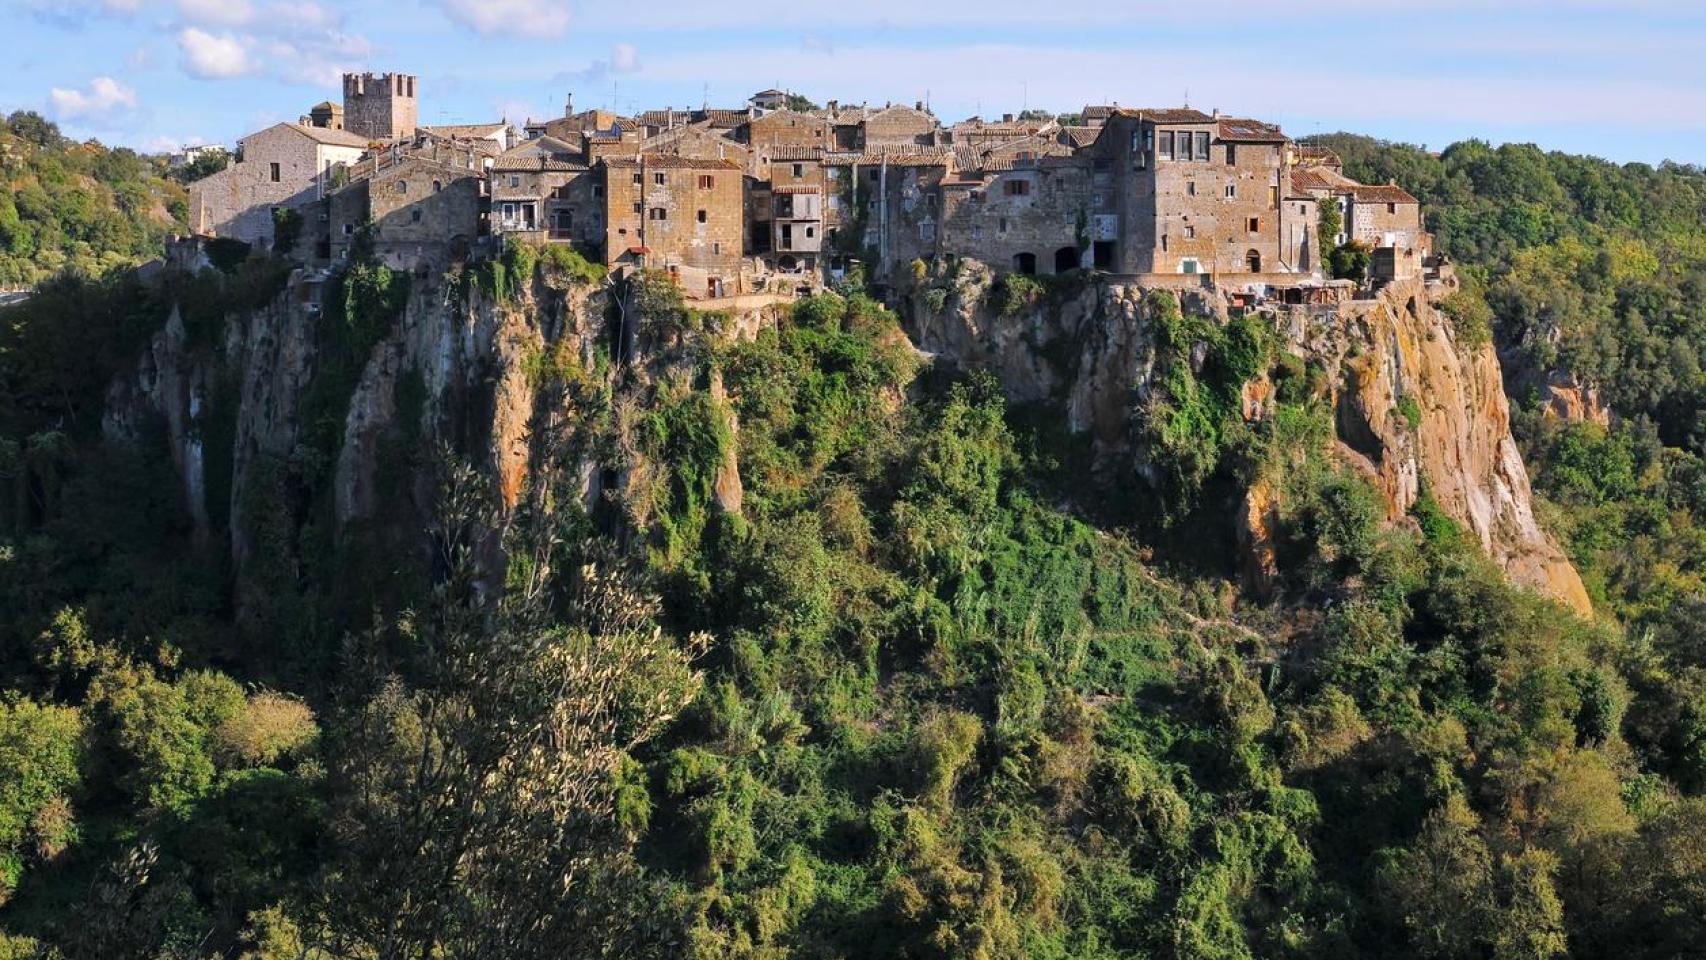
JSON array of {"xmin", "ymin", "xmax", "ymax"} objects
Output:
[{"xmin": 342, "ymin": 72, "xmax": 418, "ymax": 141}]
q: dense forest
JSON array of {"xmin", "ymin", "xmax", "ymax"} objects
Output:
[
  {"xmin": 0, "ymin": 112, "xmax": 188, "ymax": 288},
  {"xmin": 1, "ymin": 124, "xmax": 1705, "ymax": 960}
]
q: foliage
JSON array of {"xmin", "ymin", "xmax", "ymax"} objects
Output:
[
  {"xmin": 269, "ymin": 207, "xmax": 303, "ymax": 255},
  {"xmin": 0, "ymin": 112, "xmax": 185, "ymax": 287}
]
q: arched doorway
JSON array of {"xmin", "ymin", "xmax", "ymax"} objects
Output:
[
  {"xmin": 1013, "ymin": 252, "xmax": 1037, "ymax": 275},
  {"xmin": 1054, "ymin": 246, "xmax": 1079, "ymax": 273},
  {"xmin": 1245, "ymin": 249, "xmax": 1262, "ymax": 272}
]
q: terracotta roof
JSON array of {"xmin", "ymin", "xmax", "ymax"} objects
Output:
[
  {"xmin": 772, "ymin": 184, "xmax": 821, "ymax": 194},
  {"xmin": 1113, "ymin": 107, "xmax": 1214, "ymax": 124},
  {"xmin": 766, "ymin": 145, "xmax": 825, "ymax": 160},
  {"xmin": 698, "ymin": 109, "xmax": 750, "ymax": 128},
  {"xmin": 490, "ymin": 158, "xmax": 587, "ymax": 172},
  {"xmin": 1060, "ymin": 127, "xmax": 1101, "ymax": 148},
  {"xmin": 1288, "ymin": 168, "xmax": 1335, "ymax": 194},
  {"xmin": 752, "ymin": 88, "xmax": 786, "ymax": 97},
  {"xmin": 823, "ymin": 147, "xmax": 951, "ymax": 167},
  {"xmin": 1217, "ymin": 118, "xmax": 1286, "ymax": 142},
  {"xmin": 421, "ymin": 122, "xmax": 510, "ymax": 140},
  {"xmin": 1295, "ymin": 144, "xmax": 1341, "ymax": 165},
  {"xmin": 1080, "ymin": 104, "xmax": 1117, "ymax": 121},
  {"xmin": 279, "ymin": 122, "xmax": 371, "ymax": 148},
  {"xmin": 1351, "ymin": 183, "xmax": 1419, "ymax": 204},
  {"xmin": 601, "ymin": 155, "xmax": 740, "ymax": 170}
]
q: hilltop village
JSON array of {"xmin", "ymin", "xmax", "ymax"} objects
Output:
[{"xmin": 187, "ymin": 73, "xmax": 1433, "ymax": 301}]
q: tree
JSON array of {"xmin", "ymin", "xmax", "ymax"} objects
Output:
[{"xmin": 324, "ymin": 459, "xmax": 707, "ymax": 959}]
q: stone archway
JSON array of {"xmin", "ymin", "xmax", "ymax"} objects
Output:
[
  {"xmin": 1054, "ymin": 246, "xmax": 1079, "ymax": 273},
  {"xmin": 1013, "ymin": 251, "xmax": 1037, "ymax": 275},
  {"xmin": 1246, "ymin": 249, "xmax": 1262, "ymax": 272}
]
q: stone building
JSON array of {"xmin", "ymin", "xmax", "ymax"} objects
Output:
[
  {"xmin": 343, "ymin": 72, "xmax": 418, "ymax": 141},
  {"xmin": 189, "ymin": 121, "xmax": 369, "ymax": 248},
  {"xmin": 419, "ymin": 121, "xmax": 519, "ymax": 153},
  {"xmin": 859, "ymin": 105, "xmax": 940, "ymax": 148},
  {"xmin": 327, "ymin": 153, "xmax": 484, "ymax": 268},
  {"xmin": 1091, "ymin": 109, "xmax": 1295, "ymax": 277},
  {"xmin": 938, "ymin": 154, "xmax": 1103, "ymax": 275},
  {"xmin": 490, "ymin": 137, "xmax": 604, "ymax": 254},
  {"xmin": 602, "ymin": 155, "xmax": 743, "ymax": 295},
  {"xmin": 826, "ymin": 148, "xmax": 953, "ymax": 269}
]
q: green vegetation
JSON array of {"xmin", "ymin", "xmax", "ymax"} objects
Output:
[
  {"xmin": 0, "ymin": 130, "xmax": 1705, "ymax": 959},
  {"xmin": 0, "ymin": 112, "xmax": 185, "ymax": 287}
]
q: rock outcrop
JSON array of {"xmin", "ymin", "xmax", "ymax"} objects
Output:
[{"xmin": 905, "ymin": 261, "xmax": 1590, "ymax": 614}]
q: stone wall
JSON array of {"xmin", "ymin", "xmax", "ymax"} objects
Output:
[
  {"xmin": 189, "ymin": 125, "xmax": 363, "ymax": 247},
  {"xmin": 343, "ymin": 72, "xmax": 417, "ymax": 141},
  {"xmin": 603, "ymin": 157, "xmax": 744, "ymax": 280}
]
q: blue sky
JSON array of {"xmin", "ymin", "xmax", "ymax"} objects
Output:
[{"xmin": 4, "ymin": 0, "xmax": 1704, "ymax": 164}]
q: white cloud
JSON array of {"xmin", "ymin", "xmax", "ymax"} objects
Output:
[
  {"xmin": 177, "ymin": 27, "xmax": 255, "ymax": 78},
  {"xmin": 176, "ymin": 0, "xmax": 254, "ymax": 26},
  {"xmin": 556, "ymin": 43, "xmax": 642, "ymax": 84},
  {"xmin": 48, "ymin": 76, "xmax": 139, "ymax": 119},
  {"xmin": 433, "ymin": 0, "xmax": 569, "ymax": 37}
]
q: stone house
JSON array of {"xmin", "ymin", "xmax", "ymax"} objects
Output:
[
  {"xmin": 825, "ymin": 148, "xmax": 953, "ymax": 270},
  {"xmin": 490, "ymin": 138, "xmax": 603, "ymax": 253},
  {"xmin": 419, "ymin": 122, "xmax": 520, "ymax": 153},
  {"xmin": 327, "ymin": 153, "xmax": 484, "ymax": 269},
  {"xmin": 1345, "ymin": 183, "xmax": 1423, "ymax": 252},
  {"xmin": 749, "ymin": 88, "xmax": 790, "ymax": 112},
  {"xmin": 859, "ymin": 105, "xmax": 940, "ymax": 148},
  {"xmin": 602, "ymin": 155, "xmax": 744, "ymax": 295},
  {"xmin": 1093, "ymin": 109, "xmax": 1295, "ymax": 277},
  {"xmin": 745, "ymin": 109, "xmax": 832, "ymax": 153},
  {"xmin": 189, "ymin": 121, "xmax": 370, "ymax": 248},
  {"xmin": 939, "ymin": 154, "xmax": 1104, "ymax": 275}
]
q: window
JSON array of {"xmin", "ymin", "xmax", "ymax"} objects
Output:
[
  {"xmin": 1225, "ymin": 183, "xmax": 1237, "ymax": 199},
  {"xmin": 1388, "ymin": 202, "xmax": 1397, "ymax": 214},
  {"xmin": 411, "ymin": 208, "xmax": 422, "ymax": 223},
  {"xmin": 1247, "ymin": 216, "xmax": 1260, "ymax": 232},
  {"xmin": 432, "ymin": 180, "xmax": 443, "ymax": 193},
  {"xmin": 697, "ymin": 209, "xmax": 707, "ymax": 223},
  {"xmin": 792, "ymin": 163, "xmax": 804, "ymax": 177},
  {"xmin": 654, "ymin": 172, "xmax": 666, "ymax": 186},
  {"xmin": 1186, "ymin": 181, "xmax": 1196, "ymax": 197},
  {"xmin": 1195, "ymin": 132, "xmax": 1209, "ymax": 160},
  {"xmin": 632, "ymin": 172, "xmax": 642, "ymax": 185},
  {"xmin": 648, "ymin": 207, "xmax": 667, "ymax": 220},
  {"xmin": 713, "ymin": 242, "xmax": 721, "ymax": 254},
  {"xmin": 1159, "ymin": 131, "xmax": 1175, "ymax": 161},
  {"xmin": 1005, "ymin": 179, "xmax": 1030, "ymax": 196},
  {"xmin": 593, "ymin": 185, "xmax": 604, "ymax": 198},
  {"xmin": 397, "ymin": 180, "xmax": 408, "ymax": 193},
  {"xmin": 698, "ymin": 174, "xmax": 715, "ymax": 189},
  {"xmin": 632, "ymin": 201, "xmax": 642, "ymax": 213},
  {"xmin": 920, "ymin": 220, "xmax": 936, "ymax": 241},
  {"xmin": 805, "ymin": 226, "xmax": 814, "ymax": 238},
  {"xmin": 1226, "ymin": 144, "xmax": 1238, "ymax": 165},
  {"xmin": 1140, "ymin": 128, "xmax": 1153, "ymax": 168},
  {"xmin": 269, "ymin": 162, "xmax": 280, "ymax": 182},
  {"xmin": 1184, "ymin": 224, "xmax": 1196, "ymax": 239},
  {"xmin": 510, "ymin": 175, "xmax": 521, "ymax": 188},
  {"xmin": 999, "ymin": 217, "xmax": 1008, "ymax": 233},
  {"xmin": 342, "ymin": 223, "xmax": 353, "ymax": 236}
]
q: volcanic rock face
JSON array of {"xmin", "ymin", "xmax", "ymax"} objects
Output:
[{"xmin": 906, "ymin": 261, "xmax": 1590, "ymax": 614}]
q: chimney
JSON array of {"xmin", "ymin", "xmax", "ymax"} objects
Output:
[
  {"xmin": 564, "ymin": 92, "xmax": 574, "ymax": 118},
  {"xmin": 1003, "ymin": 113, "xmax": 1014, "ymax": 123},
  {"xmin": 1212, "ymin": 107, "xmax": 1220, "ymax": 118},
  {"xmin": 916, "ymin": 100, "xmax": 924, "ymax": 111}
]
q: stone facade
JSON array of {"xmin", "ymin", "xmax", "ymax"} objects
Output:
[
  {"xmin": 343, "ymin": 72, "xmax": 418, "ymax": 141},
  {"xmin": 328, "ymin": 155, "xmax": 484, "ymax": 269},
  {"xmin": 603, "ymin": 156, "xmax": 744, "ymax": 292},
  {"xmin": 189, "ymin": 122, "xmax": 368, "ymax": 247}
]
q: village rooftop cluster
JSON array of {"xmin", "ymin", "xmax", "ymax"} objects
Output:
[{"xmin": 187, "ymin": 73, "xmax": 1431, "ymax": 301}]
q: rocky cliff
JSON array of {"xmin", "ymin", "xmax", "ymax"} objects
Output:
[
  {"xmin": 99, "ymin": 255, "xmax": 1590, "ymax": 625},
  {"xmin": 904, "ymin": 260, "xmax": 1591, "ymax": 614}
]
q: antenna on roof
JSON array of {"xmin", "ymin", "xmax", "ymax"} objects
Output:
[{"xmin": 1183, "ymin": 87, "xmax": 1190, "ymax": 108}]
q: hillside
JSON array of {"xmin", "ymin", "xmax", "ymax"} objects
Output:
[
  {"xmin": 0, "ymin": 138, "xmax": 1703, "ymax": 960},
  {"xmin": 0, "ymin": 112, "xmax": 187, "ymax": 288}
]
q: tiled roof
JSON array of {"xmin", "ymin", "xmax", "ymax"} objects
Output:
[
  {"xmin": 601, "ymin": 155, "xmax": 740, "ymax": 170},
  {"xmin": 280, "ymin": 123, "xmax": 371, "ymax": 148},
  {"xmin": 771, "ymin": 184, "xmax": 821, "ymax": 194},
  {"xmin": 1295, "ymin": 144, "xmax": 1341, "ymax": 165},
  {"xmin": 1059, "ymin": 127, "xmax": 1101, "ymax": 148},
  {"xmin": 766, "ymin": 145, "xmax": 825, "ymax": 160},
  {"xmin": 421, "ymin": 122, "xmax": 510, "ymax": 140},
  {"xmin": 1080, "ymin": 104, "xmax": 1117, "ymax": 120},
  {"xmin": 1112, "ymin": 107, "xmax": 1215, "ymax": 124},
  {"xmin": 491, "ymin": 158, "xmax": 587, "ymax": 172},
  {"xmin": 1351, "ymin": 184, "xmax": 1419, "ymax": 204},
  {"xmin": 698, "ymin": 109, "xmax": 750, "ymax": 127},
  {"xmin": 823, "ymin": 147, "xmax": 951, "ymax": 167},
  {"xmin": 1217, "ymin": 118, "xmax": 1286, "ymax": 142},
  {"xmin": 1288, "ymin": 168, "xmax": 1334, "ymax": 194}
]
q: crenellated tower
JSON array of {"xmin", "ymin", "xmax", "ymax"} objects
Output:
[{"xmin": 342, "ymin": 72, "xmax": 418, "ymax": 141}]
